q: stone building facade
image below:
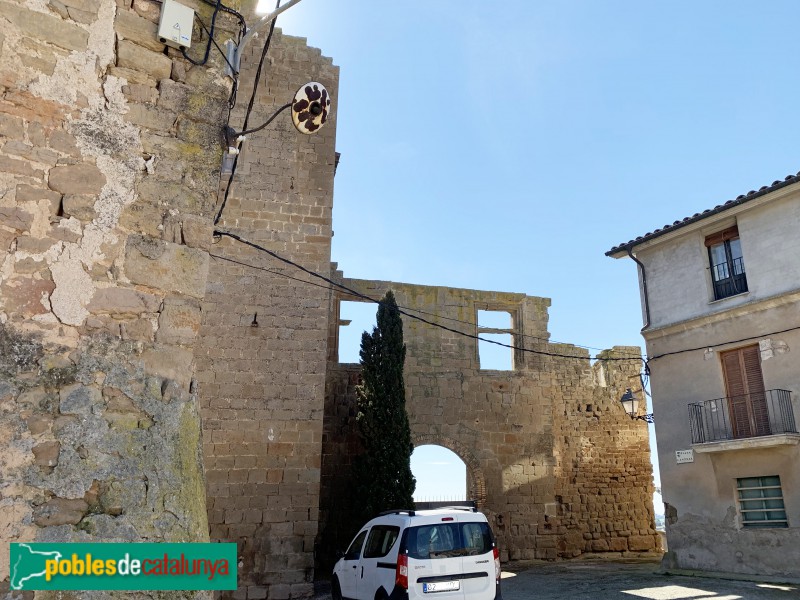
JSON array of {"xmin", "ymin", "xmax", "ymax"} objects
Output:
[
  {"xmin": 0, "ymin": 0, "xmax": 239, "ymax": 594},
  {"xmin": 1, "ymin": 2, "xmax": 658, "ymax": 597},
  {"xmin": 317, "ymin": 273, "xmax": 660, "ymax": 570},
  {"xmin": 195, "ymin": 29, "xmax": 339, "ymax": 600}
]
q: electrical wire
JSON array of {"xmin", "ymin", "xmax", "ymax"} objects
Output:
[
  {"xmin": 181, "ymin": 0, "xmax": 223, "ymax": 66},
  {"xmin": 215, "ymin": 0, "xmax": 282, "ymax": 226},
  {"xmin": 646, "ymin": 324, "xmax": 800, "ymax": 363},
  {"xmin": 235, "ymin": 103, "xmax": 292, "ymax": 137},
  {"xmin": 190, "ymin": 12, "xmax": 239, "ymax": 75},
  {"xmin": 212, "ymin": 229, "xmax": 644, "ymax": 363},
  {"xmin": 197, "ymin": 0, "xmax": 246, "ymax": 30},
  {"xmin": 208, "ymin": 251, "xmax": 642, "ymax": 357}
]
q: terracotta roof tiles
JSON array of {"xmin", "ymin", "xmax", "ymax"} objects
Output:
[{"xmin": 606, "ymin": 171, "xmax": 800, "ymax": 256}]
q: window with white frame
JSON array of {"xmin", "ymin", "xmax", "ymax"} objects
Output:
[{"xmin": 736, "ymin": 475, "xmax": 788, "ymax": 528}]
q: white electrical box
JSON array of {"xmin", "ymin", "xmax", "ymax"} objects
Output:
[{"xmin": 158, "ymin": 0, "xmax": 194, "ymax": 50}]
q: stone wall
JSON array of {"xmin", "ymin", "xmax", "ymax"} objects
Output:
[
  {"xmin": 195, "ymin": 30, "xmax": 339, "ymax": 600},
  {"xmin": 0, "ymin": 0, "xmax": 238, "ymax": 594},
  {"xmin": 318, "ymin": 273, "xmax": 659, "ymax": 569}
]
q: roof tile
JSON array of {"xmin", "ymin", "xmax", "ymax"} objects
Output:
[{"xmin": 606, "ymin": 170, "xmax": 800, "ymax": 255}]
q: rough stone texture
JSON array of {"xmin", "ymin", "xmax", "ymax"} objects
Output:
[
  {"xmin": 156, "ymin": 297, "xmax": 202, "ymax": 346},
  {"xmin": 86, "ymin": 286, "xmax": 161, "ymax": 315},
  {"xmin": 117, "ymin": 39, "xmax": 172, "ymax": 81},
  {"xmin": 48, "ymin": 163, "xmax": 107, "ymax": 195},
  {"xmin": 318, "ymin": 278, "xmax": 659, "ymax": 567},
  {"xmin": 0, "ymin": 0, "xmax": 90, "ymax": 52},
  {"xmin": 124, "ymin": 235, "xmax": 210, "ymax": 298},
  {"xmin": 196, "ymin": 30, "xmax": 339, "ymax": 600},
  {"xmin": 0, "ymin": 0, "xmax": 237, "ymax": 594}
]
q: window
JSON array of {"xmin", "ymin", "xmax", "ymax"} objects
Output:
[
  {"xmin": 477, "ymin": 309, "xmax": 514, "ymax": 370},
  {"xmin": 705, "ymin": 226, "xmax": 747, "ymax": 300},
  {"xmin": 363, "ymin": 525, "xmax": 400, "ymax": 558},
  {"xmin": 405, "ymin": 522, "xmax": 493, "ymax": 559},
  {"xmin": 737, "ymin": 476, "xmax": 788, "ymax": 528},
  {"xmin": 338, "ymin": 301, "xmax": 377, "ymax": 363},
  {"xmin": 344, "ymin": 530, "xmax": 368, "ymax": 560}
]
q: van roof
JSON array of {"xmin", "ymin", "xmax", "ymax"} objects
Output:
[{"xmin": 365, "ymin": 508, "xmax": 487, "ymax": 528}]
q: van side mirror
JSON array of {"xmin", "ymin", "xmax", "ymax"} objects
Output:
[{"xmin": 336, "ymin": 550, "xmax": 345, "ymax": 560}]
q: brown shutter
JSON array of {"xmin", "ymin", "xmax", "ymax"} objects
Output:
[
  {"xmin": 742, "ymin": 346, "xmax": 770, "ymax": 435},
  {"xmin": 721, "ymin": 345, "xmax": 769, "ymax": 438},
  {"xmin": 705, "ymin": 225, "xmax": 740, "ymax": 247},
  {"xmin": 722, "ymin": 349, "xmax": 750, "ymax": 437}
]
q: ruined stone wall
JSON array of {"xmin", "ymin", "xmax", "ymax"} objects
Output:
[
  {"xmin": 552, "ymin": 348, "xmax": 660, "ymax": 557},
  {"xmin": 0, "ymin": 0, "xmax": 238, "ymax": 593},
  {"xmin": 195, "ymin": 30, "xmax": 338, "ymax": 600},
  {"xmin": 319, "ymin": 273, "xmax": 658, "ymax": 567}
]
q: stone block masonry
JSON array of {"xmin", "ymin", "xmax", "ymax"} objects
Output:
[
  {"xmin": 196, "ymin": 29, "xmax": 339, "ymax": 600},
  {"xmin": 318, "ymin": 274, "xmax": 660, "ymax": 569},
  {"xmin": 0, "ymin": 0, "xmax": 240, "ymax": 595},
  {"xmin": 1, "ymin": 1, "xmax": 658, "ymax": 596}
]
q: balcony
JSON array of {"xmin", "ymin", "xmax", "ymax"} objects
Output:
[
  {"xmin": 710, "ymin": 256, "xmax": 748, "ymax": 301},
  {"xmin": 689, "ymin": 390, "xmax": 798, "ymax": 448}
]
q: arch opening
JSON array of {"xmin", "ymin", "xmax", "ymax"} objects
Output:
[
  {"xmin": 411, "ymin": 435, "xmax": 487, "ymax": 509},
  {"xmin": 411, "ymin": 445, "xmax": 467, "ymax": 504}
]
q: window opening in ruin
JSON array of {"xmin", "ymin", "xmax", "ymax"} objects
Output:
[
  {"xmin": 477, "ymin": 310, "xmax": 513, "ymax": 371},
  {"xmin": 411, "ymin": 445, "xmax": 467, "ymax": 504},
  {"xmin": 338, "ymin": 300, "xmax": 377, "ymax": 363}
]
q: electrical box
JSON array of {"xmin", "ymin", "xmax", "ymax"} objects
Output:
[{"xmin": 158, "ymin": 0, "xmax": 194, "ymax": 50}]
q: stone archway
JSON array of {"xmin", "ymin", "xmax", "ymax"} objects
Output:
[{"xmin": 412, "ymin": 434, "xmax": 487, "ymax": 509}]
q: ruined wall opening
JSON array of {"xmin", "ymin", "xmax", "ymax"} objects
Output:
[
  {"xmin": 477, "ymin": 309, "xmax": 514, "ymax": 370},
  {"xmin": 412, "ymin": 435, "xmax": 487, "ymax": 509},
  {"xmin": 337, "ymin": 300, "xmax": 377, "ymax": 363},
  {"xmin": 411, "ymin": 445, "xmax": 467, "ymax": 504}
]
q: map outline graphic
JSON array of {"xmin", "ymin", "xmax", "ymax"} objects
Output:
[{"xmin": 10, "ymin": 543, "xmax": 63, "ymax": 590}]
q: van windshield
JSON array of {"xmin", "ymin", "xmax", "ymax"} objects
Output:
[{"xmin": 405, "ymin": 522, "xmax": 493, "ymax": 559}]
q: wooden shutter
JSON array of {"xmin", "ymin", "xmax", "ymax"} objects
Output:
[
  {"xmin": 722, "ymin": 349, "xmax": 750, "ymax": 437},
  {"xmin": 721, "ymin": 346, "xmax": 768, "ymax": 439},
  {"xmin": 742, "ymin": 346, "xmax": 769, "ymax": 436},
  {"xmin": 705, "ymin": 225, "xmax": 740, "ymax": 247}
]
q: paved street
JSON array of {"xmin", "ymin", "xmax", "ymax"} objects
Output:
[{"xmin": 500, "ymin": 559, "xmax": 798, "ymax": 600}]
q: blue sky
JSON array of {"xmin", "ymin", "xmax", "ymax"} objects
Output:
[{"xmin": 264, "ymin": 1, "xmax": 800, "ymax": 509}]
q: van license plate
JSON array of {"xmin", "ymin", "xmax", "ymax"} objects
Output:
[{"xmin": 423, "ymin": 581, "xmax": 460, "ymax": 593}]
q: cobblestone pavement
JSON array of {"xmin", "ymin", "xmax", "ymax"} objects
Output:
[{"xmin": 500, "ymin": 558, "xmax": 799, "ymax": 600}]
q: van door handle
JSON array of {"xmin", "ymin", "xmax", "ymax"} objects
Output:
[{"xmin": 361, "ymin": 567, "xmax": 364, "ymax": 578}]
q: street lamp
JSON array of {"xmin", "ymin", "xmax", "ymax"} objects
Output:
[
  {"xmin": 225, "ymin": 0, "xmax": 307, "ymax": 76},
  {"xmin": 620, "ymin": 388, "xmax": 654, "ymax": 423}
]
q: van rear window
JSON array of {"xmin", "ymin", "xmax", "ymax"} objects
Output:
[{"xmin": 405, "ymin": 522, "xmax": 493, "ymax": 559}]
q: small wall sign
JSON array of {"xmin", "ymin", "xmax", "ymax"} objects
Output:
[{"xmin": 676, "ymin": 449, "xmax": 694, "ymax": 464}]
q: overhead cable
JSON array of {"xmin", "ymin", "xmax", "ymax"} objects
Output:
[
  {"xmin": 208, "ymin": 251, "xmax": 641, "ymax": 356},
  {"xmin": 212, "ymin": 229, "xmax": 644, "ymax": 364}
]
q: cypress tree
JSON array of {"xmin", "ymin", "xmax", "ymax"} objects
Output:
[{"xmin": 353, "ymin": 290, "xmax": 416, "ymax": 519}]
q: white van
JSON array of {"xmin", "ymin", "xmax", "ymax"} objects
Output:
[{"xmin": 332, "ymin": 508, "xmax": 501, "ymax": 600}]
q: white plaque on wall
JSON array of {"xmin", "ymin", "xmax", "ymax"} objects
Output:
[{"xmin": 676, "ymin": 449, "xmax": 694, "ymax": 464}]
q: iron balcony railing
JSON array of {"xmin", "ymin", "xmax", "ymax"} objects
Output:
[
  {"xmin": 711, "ymin": 256, "xmax": 747, "ymax": 300},
  {"xmin": 689, "ymin": 389, "xmax": 797, "ymax": 444}
]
